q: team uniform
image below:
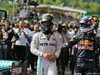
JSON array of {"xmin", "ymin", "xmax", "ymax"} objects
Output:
[
  {"xmin": 65, "ymin": 33, "xmax": 100, "ymax": 75},
  {"xmin": 30, "ymin": 32, "xmax": 61, "ymax": 75},
  {"xmin": 64, "ymin": 16, "xmax": 100, "ymax": 75},
  {"xmin": 0, "ymin": 28, "xmax": 19, "ymax": 59}
]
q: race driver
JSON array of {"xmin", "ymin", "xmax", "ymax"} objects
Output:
[
  {"xmin": 64, "ymin": 16, "xmax": 100, "ymax": 75},
  {"xmin": 30, "ymin": 13, "xmax": 61, "ymax": 75}
]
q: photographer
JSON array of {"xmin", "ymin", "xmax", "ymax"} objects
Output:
[
  {"xmin": 57, "ymin": 22, "xmax": 71, "ymax": 75},
  {"xmin": 31, "ymin": 13, "xmax": 40, "ymax": 25},
  {"xmin": 27, "ymin": 10, "xmax": 37, "ymax": 21}
]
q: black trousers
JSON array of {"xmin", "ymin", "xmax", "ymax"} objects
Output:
[
  {"xmin": 28, "ymin": 50, "xmax": 37, "ymax": 70},
  {"xmin": 70, "ymin": 48, "xmax": 78, "ymax": 75},
  {"xmin": 74, "ymin": 58, "xmax": 95, "ymax": 75},
  {"xmin": 14, "ymin": 45, "xmax": 26, "ymax": 63},
  {"xmin": 26, "ymin": 46, "xmax": 37, "ymax": 71},
  {"xmin": 58, "ymin": 47, "xmax": 69, "ymax": 75}
]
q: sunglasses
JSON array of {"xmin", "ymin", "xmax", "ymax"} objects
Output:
[{"xmin": 94, "ymin": 20, "xmax": 99, "ymax": 22}]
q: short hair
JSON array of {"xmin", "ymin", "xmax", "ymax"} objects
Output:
[
  {"xmin": 5, "ymin": 19, "xmax": 10, "ymax": 23},
  {"xmin": 2, "ymin": 18, "xmax": 6, "ymax": 20},
  {"xmin": 19, "ymin": 20, "xmax": 24, "ymax": 23},
  {"xmin": 19, "ymin": 17, "xmax": 23, "ymax": 21},
  {"xmin": 92, "ymin": 15, "xmax": 98, "ymax": 19}
]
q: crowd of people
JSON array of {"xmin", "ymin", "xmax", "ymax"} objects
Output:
[
  {"xmin": 0, "ymin": 10, "xmax": 100, "ymax": 75},
  {"xmin": 15, "ymin": 5, "xmax": 74, "ymax": 23}
]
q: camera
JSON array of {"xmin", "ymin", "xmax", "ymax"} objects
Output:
[
  {"xmin": 57, "ymin": 24, "xmax": 65, "ymax": 33},
  {"xmin": 73, "ymin": 26, "xmax": 79, "ymax": 33}
]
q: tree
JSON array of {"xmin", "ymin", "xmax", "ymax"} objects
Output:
[
  {"xmin": 54, "ymin": 0, "xmax": 63, "ymax": 6},
  {"xmin": 38, "ymin": 0, "xmax": 43, "ymax": 4},
  {"xmin": 87, "ymin": 1, "xmax": 100, "ymax": 14},
  {"xmin": 43, "ymin": 0, "xmax": 53, "ymax": 5}
]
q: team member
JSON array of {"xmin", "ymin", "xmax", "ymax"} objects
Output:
[
  {"xmin": 14, "ymin": 20, "xmax": 29, "ymax": 63},
  {"xmin": 64, "ymin": 16, "xmax": 100, "ymax": 75},
  {"xmin": 0, "ymin": 20, "xmax": 19, "ymax": 60},
  {"xmin": 30, "ymin": 13, "xmax": 61, "ymax": 75}
]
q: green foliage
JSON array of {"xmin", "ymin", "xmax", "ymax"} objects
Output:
[
  {"xmin": 78, "ymin": 0, "xmax": 100, "ymax": 14},
  {"xmin": 0, "ymin": 3, "xmax": 17, "ymax": 13},
  {"xmin": 43, "ymin": 0, "xmax": 53, "ymax": 5},
  {"xmin": 1, "ymin": 0, "xmax": 100, "ymax": 14},
  {"xmin": 38, "ymin": 0, "xmax": 100, "ymax": 14},
  {"xmin": 38, "ymin": 0, "xmax": 42, "ymax": 4},
  {"xmin": 54, "ymin": 0, "xmax": 63, "ymax": 6},
  {"xmin": 66, "ymin": 0, "xmax": 100, "ymax": 14},
  {"xmin": 78, "ymin": 0, "xmax": 88, "ymax": 10},
  {"xmin": 87, "ymin": 2, "xmax": 100, "ymax": 14}
]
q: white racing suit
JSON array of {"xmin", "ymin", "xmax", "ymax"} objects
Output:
[{"xmin": 30, "ymin": 32, "xmax": 61, "ymax": 75}]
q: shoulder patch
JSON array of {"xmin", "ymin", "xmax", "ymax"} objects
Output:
[
  {"xmin": 14, "ymin": 32, "xmax": 16, "ymax": 34},
  {"xmin": 91, "ymin": 37, "xmax": 94, "ymax": 40},
  {"xmin": 70, "ymin": 37, "xmax": 73, "ymax": 41}
]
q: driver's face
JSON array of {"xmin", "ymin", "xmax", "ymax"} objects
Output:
[
  {"xmin": 82, "ymin": 24, "xmax": 88, "ymax": 27},
  {"xmin": 43, "ymin": 21, "xmax": 50, "ymax": 25}
]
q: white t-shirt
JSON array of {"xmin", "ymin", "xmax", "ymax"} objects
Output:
[{"xmin": 15, "ymin": 28, "xmax": 29, "ymax": 46}]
